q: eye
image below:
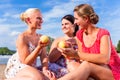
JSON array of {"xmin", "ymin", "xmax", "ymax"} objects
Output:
[
  {"xmin": 65, "ymin": 23, "xmax": 69, "ymax": 25},
  {"xmin": 36, "ymin": 17, "xmax": 42, "ymax": 21}
]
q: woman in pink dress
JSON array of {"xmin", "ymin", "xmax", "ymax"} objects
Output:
[
  {"xmin": 58, "ymin": 4, "xmax": 120, "ymax": 80},
  {"xmin": 74, "ymin": 4, "xmax": 120, "ymax": 80}
]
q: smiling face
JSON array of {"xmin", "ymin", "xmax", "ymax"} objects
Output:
[
  {"xmin": 61, "ymin": 19, "xmax": 74, "ymax": 35},
  {"xmin": 23, "ymin": 8, "xmax": 43, "ymax": 30},
  {"xmin": 74, "ymin": 11, "xmax": 88, "ymax": 29},
  {"xmin": 28, "ymin": 10, "xmax": 43, "ymax": 29},
  {"xmin": 73, "ymin": 4, "xmax": 99, "ymax": 30}
]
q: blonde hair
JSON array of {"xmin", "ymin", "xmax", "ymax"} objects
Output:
[
  {"xmin": 74, "ymin": 4, "xmax": 99, "ymax": 24},
  {"xmin": 20, "ymin": 8, "xmax": 40, "ymax": 22}
]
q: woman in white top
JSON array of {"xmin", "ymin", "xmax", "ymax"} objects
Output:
[{"xmin": 5, "ymin": 8, "xmax": 55, "ymax": 80}]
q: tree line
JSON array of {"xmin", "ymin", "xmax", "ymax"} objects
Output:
[
  {"xmin": 116, "ymin": 40, "xmax": 120, "ymax": 53},
  {"xmin": 0, "ymin": 47, "xmax": 16, "ymax": 55},
  {"xmin": 0, "ymin": 39, "xmax": 120, "ymax": 55}
]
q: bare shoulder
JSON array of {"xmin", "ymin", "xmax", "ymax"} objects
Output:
[
  {"xmin": 53, "ymin": 36, "xmax": 64, "ymax": 43},
  {"xmin": 16, "ymin": 32, "xmax": 27, "ymax": 47},
  {"xmin": 37, "ymin": 33, "xmax": 42, "ymax": 37},
  {"xmin": 17, "ymin": 32, "xmax": 26, "ymax": 42},
  {"xmin": 50, "ymin": 36, "xmax": 65, "ymax": 48}
]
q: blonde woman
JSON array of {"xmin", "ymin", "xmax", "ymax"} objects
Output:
[{"xmin": 4, "ymin": 8, "xmax": 55, "ymax": 80}]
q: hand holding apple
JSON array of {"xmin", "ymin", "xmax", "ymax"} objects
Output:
[
  {"xmin": 40, "ymin": 35, "xmax": 49, "ymax": 44},
  {"xmin": 58, "ymin": 40, "xmax": 75, "ymax": 60},
  {"xmin": 58, "ymin": 41, "xmax": 69, "ymax": 48}
]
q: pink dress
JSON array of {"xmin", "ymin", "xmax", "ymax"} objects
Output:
[{"xmin": 76, "ymin": 28, "xmax": 120, "ymax": 80}]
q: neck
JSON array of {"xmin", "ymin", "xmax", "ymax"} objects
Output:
[
  {"xmin": 65, "ymin": 34, "xmax": 74, "ymax": 40},
  {"xmin": 84, "ymin": 25, "xmax": 96, "ymax": 35},
  {"xmin": 26, "ymin": 28, "xmax": 36, "ymax": 35}
]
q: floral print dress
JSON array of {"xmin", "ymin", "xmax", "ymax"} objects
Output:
[
  {"xmin": 49, "ymin": 56, "xmax": 68, "ymax": 78},
  {"xmin": 49, "ymin": 38, "xmax": 78, "ymax": 78},
  {"xmin": 4, "ymin": 42, "xmax": 38, "ymax": 78}
]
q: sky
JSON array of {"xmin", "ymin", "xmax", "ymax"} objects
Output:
[{"xmin": 0, "ymin": 0, "xmax": 120, "ymax": 50}]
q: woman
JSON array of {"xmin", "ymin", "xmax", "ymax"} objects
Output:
[
  {"xmin": 59, "ymin": 4, "xmax": 120, "ymax": 80},
  {"xmin": 48, "ymin": 14, "xmax": 79, "ymax": 78},
  {"xmin": 4, "ymin": 8, "xmax": 55, "ymax": 80}
]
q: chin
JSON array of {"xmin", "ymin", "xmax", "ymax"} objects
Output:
[
  {"xmin": 38, "ymin": 27, "xmax": 41, "ymax": 29},
  {"xmin": 63, "ymin": 30, "xmax": 69, "ymax": 33},
  {"xmin": 37, "ymin": 26, "xmax": 41, "ymax": 29}
]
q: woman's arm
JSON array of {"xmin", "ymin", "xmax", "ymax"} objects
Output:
[
  {"xmin": 48, "ymin": 38, "xmax": 62, "ymax": 62},
  {"xmin": 40, "ymin": 47, "xmax": 49, "ymax": 70},
  {"xmin": 16, "ymin": 34, "xmax": 42, "ymax": 65},
  {"xmin": 77, "ymin": 35, "xmax": 111, "ymax": 64}
]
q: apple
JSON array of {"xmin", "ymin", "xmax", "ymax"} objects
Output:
[
  {"xmin": 58, "ymin": 41, "xmax": 69, "ymax": 48},
  {"xmin": 40, "ymin": 35, "xmax": 49, "ymax": 43}
]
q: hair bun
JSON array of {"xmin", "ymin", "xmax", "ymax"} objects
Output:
[
  {"xmin": 20, "ymin": 12, "xmax": 25, "ymax": 21},
  {"xmin": 89, "ymin": 13, "xmax": 99, "ymax": 24}
]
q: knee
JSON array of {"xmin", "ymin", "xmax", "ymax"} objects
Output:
[
  {"xmin": 26, "ymin": 67, "xmax": 45, "ymax": 80},
  {"xmin": 81, "ymin": 61, "xmax": 91, "ymax": 71},
  {"xmin": 29, "ymin": 73, "xmax": 44, "ymax": 80},
  {"xmin": 32, "ymin": 69, "xmax": 45, "ymax": 80},
  {"xmin": 82, "ymin": 61, "xmax": 89, "ymax": 66},
  {"xmin": 30, "ymin": 76, "xmax": 42, "ymax": 80},
  {"xmin": 67, "ymin": 61, "xmax": 80, "ymax": 72}
]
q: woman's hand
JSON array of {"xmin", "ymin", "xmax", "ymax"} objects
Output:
[
  {"xmin": 38, "ymin": 39, "xmax": 50, "ymax": 48},
  {"xmin": 43, "ymin": 69, "xmax": 56, "ymax": 80},
  {"xmin": 58, "ymin": 47, "xmax": 76, "ymax": 59}
]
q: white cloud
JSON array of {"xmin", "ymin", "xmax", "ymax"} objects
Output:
[
  {"xmin": 3, "ymin": 13, "xmax": 19, "ymax": 19},
  {"xmin": 0, "ymin": 4, "xmax": 12, "ymax": 11},
  {"xmin": 10, "ymin": 31, "xmax": 21, "ymax": 36},
  {"xmin": 110, "ymin": 8, "xmax": 120, "ymax": 16},
  {"xmin": 0, "ymin": 18, "xmax": 7, "ymax": 23},
  {"xmin": 43, "ymin": 1, "xmax": 76, "ymax": 22},
  {"xmin": 0, "ymin": 26, "xmax": 10, "ymax": 35},
  {"xmin": 2, "ymin": 11, "xmax": 21, "ymax": 21},
  {"xmin": 3, "ymin": 13, "xmax": 10, "ymax": 17}
]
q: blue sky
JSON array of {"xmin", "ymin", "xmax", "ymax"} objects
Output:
[{"xmin": 0, "ymin": 0, "xmax": 120, "ymax": 50}]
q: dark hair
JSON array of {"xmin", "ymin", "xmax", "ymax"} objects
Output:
[
  {"xmin": 74, "ymin": 4, "xmax": 99, "ymax": 24},
  {"xmin": 73, "ymin": 24, "xmax": 79, "ymax": 36},
  {"xmin": 61, "ymin": 14, "xmax": 79, "ymax": 36},
  {"xmin": 62, "ymin": 14, "xmax": 74, "ymax": 24}
]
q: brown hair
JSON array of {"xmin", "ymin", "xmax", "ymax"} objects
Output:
[{"xmin": 74, "ymin": 4, "xmax": 99, "ymax": 24}]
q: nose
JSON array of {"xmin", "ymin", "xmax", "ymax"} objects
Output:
[
  {"xmin": 74, "ymin": 21, "xmax": 77, "ymax": 25},
  {"xmin": 74, "ymin": 23, "xmax": 77, "ymax": 26},
  {"xmin": 62, "ymin": 24, "xmax": 66, "ymax": 29},
  {"xmin": 40, "ymin": 19, "xmax": 43, "ymax": 23}
]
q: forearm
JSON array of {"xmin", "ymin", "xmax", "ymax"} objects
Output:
[
  {"xmin": 78, "ymin": 52, "xmax": 109, "ymax": 64},
  {"xmin": 25, "ymin": 46, "xmax": 42, "ymax": 65},
  {"xmin": 42, "ymin": 57, "xmax": 49, "ymax": 70}
]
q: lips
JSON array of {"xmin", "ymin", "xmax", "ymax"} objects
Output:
[{"xmin": 37, "ymin": 23, "xmax": 41, "ymax": 29}]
